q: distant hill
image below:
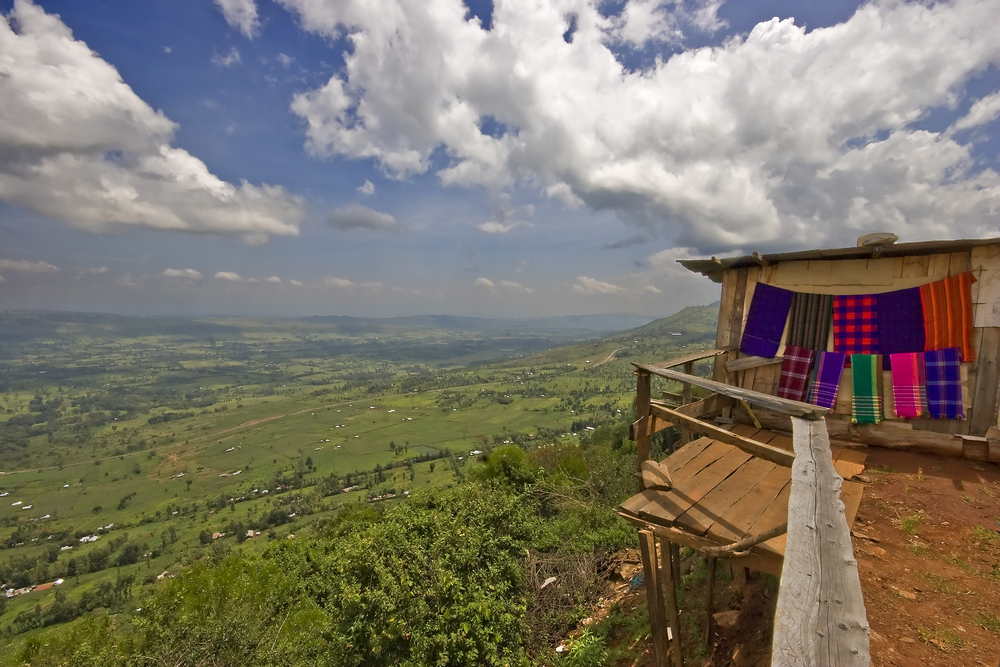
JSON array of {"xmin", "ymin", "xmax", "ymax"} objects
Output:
[
  {"xmin": 302, "ymin": 313, "xmax": 655, "ymax": 334},
  {"xmin": 613, "ymin": 302, "xmax": 719, "ymax": 341}
]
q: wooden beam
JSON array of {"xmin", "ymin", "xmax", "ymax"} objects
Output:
[
  {"xmin": 658, "ymin": 538, "xmax": 684, "ymax": 667},
  {"xmin": 648, "ymin": 403, "xmax": 796, "ymax": 468},
  {"xmin": 652, "ymin": 348, "xmax": 728, "ymax": 370},
  {"xmin": 633, "ymin": 363, "xmax": 829, "ymax": 419},
  {"xmin": 641, "ymin": 460, "xmax": 674, "ymax": 490},
  {"xmin": 636, "ymin": 371, "xmax": 652, "ymax": 490},
  {"xmin": 772, "ymin": 418, "xmax": 870, "ymax": 667},
  {"xmin": 639, "ymin": 531, "xmax": 671, "ymax": 667},
  {"xmin": 726, "ymin": 355, "xmax": 783, "ymax": 373}
]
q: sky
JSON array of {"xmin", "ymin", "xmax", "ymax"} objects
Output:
[{"xmin": 0, "ymin": 0, "xmax": 998, "ymax": 319}]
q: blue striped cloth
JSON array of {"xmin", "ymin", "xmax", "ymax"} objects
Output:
[{"xmin": 924, "ymin": 348, "xmax": 964, "ymax": 419}]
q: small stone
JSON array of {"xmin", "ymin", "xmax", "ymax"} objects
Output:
[
  {"xmin": 901, "ymin": 637, "xmax": 915, "ymax": 644},
  {"xmin": 896, "ymin": 589, "xmax": 916, "ymax": 601},
  {"xmin": 713, "ymin": 610, "xmax": 739, "ymax": 629}
]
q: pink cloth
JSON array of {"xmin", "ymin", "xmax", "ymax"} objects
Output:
[{"xmin": 889, "ymin": 353, "xmax": 926, "ymax": 419}]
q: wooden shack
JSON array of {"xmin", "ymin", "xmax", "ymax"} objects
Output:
[
  {"xmin": 679, "ymin": 237, "xmax": 1000, "ymax": 458},
  {"xmin": 617, "ymin": 236, "xmax": 1000, "ymax": 667}
]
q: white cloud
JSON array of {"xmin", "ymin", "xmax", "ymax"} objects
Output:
[
  {"xmin": 0, "ymin": 1, "xmax": 302, "ymax": 241},
  {"xmin": 474, "ymin": 277, "xmax": 496, "ymax": 292},
  {"xmin": 573, "ymin": 276, "xmax": 627, "ymax": 295},
  {"xmin": 75, "ymin": 265, "xmax": 108, "ymax": 278},
  {"xmin": 644, "ymin": 284, "xmax": 662, "ymax": 294},
  {"xmin": 499, "ymin": 280, "xmax": 534, "ymax": 293},
  {"xmin": 477, "ymin": 220, "xmax": 529, "ymax": 234},
  {"xmin": 214, "ymin": 0, "xmax": 260, "ymax": 39},
  {"xmin": 212, "ymin": 46, "xmax": 242, "ymax": 67},
  {"xmin": 283, "ymin": 0, "xmax": 1000, "ymax": 253},
  {"xmin": 323, "ymin": 277, "xmax": 382, "ymax": 289},
  {"xmin": 357, "ymin": 180, "xmax": 375, "ymax": 195},
  {"xmin": 953, "ymin": 91, "xmax": 1000, "ymax": 132},
  {"xmin": 163, "ymin": 46, "xmax": 172, "ymax": 54},
  {"xmin": 328, "ymin": 204, "xmax": 403, "ymax": 232},
  {"xmin": 215, "ymin": 271, "xmax": 243, "ymax": 281},
  {"xmin": 290, "ymin": 279, "xmax": 304, "ymax": 286},
  {"xmin": 163, "ymin": 268, "xmax": 203, "ymax": 279},
  {"xmin": 277, "ymin": 52, "xmax": 294, "ymax": 67},
  {"xmin": 0, "ymin": 275, "xmax": 5, "ymax": 282},
  {"xmin": 0, "ymin": 258, "xmax": 59, "ymax": 272},
  {"xmin": 265, "ymin": 276, "xmax": 282, "ymax": 283},
  {"xmin": 118, "ymin": 273, "xmax": 143, "ymax": 289}
]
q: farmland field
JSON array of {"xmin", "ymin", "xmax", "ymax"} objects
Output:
[{"xmin": 0, "ymin": 305, "xmax": 717, "ymax": 654}]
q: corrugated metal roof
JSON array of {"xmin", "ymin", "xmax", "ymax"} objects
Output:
[{"xmin": 678, "ymin": 237, "xmax": 1000, "ymax": 283}]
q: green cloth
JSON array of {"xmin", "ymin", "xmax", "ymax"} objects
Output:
[{"xmin": 851, "ymin": 354, "xmax": 882, "ymax": 424}]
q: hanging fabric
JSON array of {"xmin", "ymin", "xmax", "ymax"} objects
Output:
[
  {"xmin": 776, "ymin": 345, "xmax": 815, "ymax": 401},
  {"xmin": 850, "ymin": 354, "xmax": 883, "ymax": 424},
  {"xmin": 833, "ymin": 295, "xmax": 879, "ymax": 357},
  {"xmin": 739, "ymin": 283, "xmax": 794, "ymax": 358},
  {"xmin": 808, "ymin": 351, "xmax": 846, "ymax": 410},
  {"xmin": 924, "ymin": 347, "xmax": 965, "ymax": 419},
  {"xmin": 877, "ymin": 287, "xmax": 925, "ymax": 369},
  {"xmin": 787, "ymin": 292, "xmax": 833, "ymax": 351},
  {"xmin": 919, "ymin": 272, "xmax": 977, "ymax": 362},
  {"xmin": 889, "ymin": 353, "xmax": 926, "ymax": 419}
]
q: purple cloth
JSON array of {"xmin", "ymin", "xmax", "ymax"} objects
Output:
[
  {"xmin": 808, "ymin": 351, "xmax": 847, "ymax": 410},
  {"xmin": 924, "ymin": 348, "xmax": 964, "ymax": 419},
  {"xmin": 877, "ymin": 287, "xmax": 925, "ymax": 369},
  {"xmin": 740, "ymin": 283, "xmax": 794, "ymax": 358}
]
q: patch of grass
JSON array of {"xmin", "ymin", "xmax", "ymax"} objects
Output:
[
  {"xmin": 909, "ymin": 544, "xmax": 931, "ymax": 558},
  {"xmin": 971, "ymin": 525, "xmax": 1000, "ymax": 550},
  {"xmin": 944, "ymin": 554, "xmax": 974, "ymax": 574},
  {"xmin": 977, "ymin": 486, "xmax": 996, "ymax": 499},
  {"xmin": 895, "ymin": 510, "xmax": 928, "ymax": 534},
  {"xmin": 906, "ymin": 468, "xmax": 927, "ymax": 481},
  {"xmin": 868, "ymin": 464, "xmax": 897, "ymax": 474},
  {"xmin": 917, "ymin": 626, "xmax": 966, "ymax": 651},
  {"xmin": 974, "ymin": 611, "xmax": 1000, "ymax": 636},
  {"xmin": 918, "ymin": 572, "xmax": 958, "ymax": 594},
  {"xmin": 962, "ymin": 495, "xmax": 981, "ymax": 508}
]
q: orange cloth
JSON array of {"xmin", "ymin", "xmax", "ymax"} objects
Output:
[{"xmin": 919, "ymin": 272, "xmax": 977, "ymax": 362}]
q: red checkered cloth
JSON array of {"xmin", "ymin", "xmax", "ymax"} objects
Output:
[
  {"xmin": 833, "ymin": 294, "xmax": 878, "ymax": 357},
  {"xmin": 776, "ymin": 345, "xmax": 815, "ymax": 401}
]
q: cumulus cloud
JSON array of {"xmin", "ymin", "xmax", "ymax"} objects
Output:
[
  {"xmin": 327, "ymin": 204, "xmax": 403, "ymax": 232},
  {"xmin": 163, "ymin": 268, "xmax": 203, "ymax": 279},
  {"xmin": 573, "ymin": 276, "xmax": 627, "ymax": 295},
  {"xmin": 644, "ymin": 284, "xmax": 662, "ymax": 294},
  {"xmin": 477, "ymin": 220, "xmax": 530, "ymax": 234},
  {"xmin": 212, "ymin": 47, "xmax": 242, "ymax": 67},
  {"xmin": 214, "ymin": 0, "xmax": 260, "ymax": 38},
  {"xmin": 474, "ymin": 277, "xmax": 496, "ymax": 292},
  {"xmin": 499, "ymin": 280, "xmax": 534, "ymax": 293},
  {"xmin": 265, "ymin": 275, "xmax": 282, "ymax": 283},
  {"xmin": 357, "ymin": 180, "xmax": 375, "ymax": 195},
  {"xmin": 0, "ymin": 1, "xmax": 302, "ymax": 241},
  {"xmin": 282, "ymin": 0, "xmax": 1000, "ymax": 253},
  {"xmin": 290, "ymin": 279, "xmax": 304, "ymax": 286},
  {"xmin": 323, "ymin": 276, "xmax": 382, "ymax": 289},
  {"xmin": 953, "ymin": 91, "xmax": 1000, "ymax": 132},
  {"xmin": 215, "ymin": 271, "xmax": 243, "ymax": 281},
  {"xmin": 0, "ymin": 259, "xmax": 59, "ymax": 272}
]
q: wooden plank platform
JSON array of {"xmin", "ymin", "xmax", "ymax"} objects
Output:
[{"xmin": 619, "ymin": 425, "xmax": 867, "ymax": 575}]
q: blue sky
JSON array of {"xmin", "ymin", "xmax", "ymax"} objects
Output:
[{"xmin": 0, "ymin": 0, "xmax": 998, "ymax": 318}]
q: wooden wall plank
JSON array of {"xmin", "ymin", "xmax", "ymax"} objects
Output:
[
  {"xmin": 949, "ymin": 251, "xmax": 971, "ymax": 276},
  {"xmin": 901, "ymin": 255, "xmax": 930, "ymax": 278},
  {"xmin": 927, "ymin": 253, "xmax": 951, "ymax": 279},
  {"xmin": 970, "ymin": 328, "xmax": 1000, "ymax": 435},
  {"xmin": 713, "ymin": 270, "xmax": 738, "ymax": 383},
  {"xmin": 772, "ymin": 419, "xmax": 870, "ymax": 667}
]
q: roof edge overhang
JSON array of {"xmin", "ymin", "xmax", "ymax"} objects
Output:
[{"xmin": 678, "ymin": 237, "xmax": 1000, "ymax": 283}]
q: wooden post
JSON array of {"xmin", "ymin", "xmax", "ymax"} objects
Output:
[
  {"xmin": 681, "ymin": 360, "xmax": 694, "ymax": 444},
  {"xmin": 639, "ymin": 530, "xmax": 670, "ymax": 667},
  {"xmin": 704, "ymin": 556, "xmax": 717, "ymax": 652},
  {"xmin": 772, "ymin": 418, "xmax": 870, "ymax": 667},
  {"xmin": 659, "ymin": 539, "xmax": 684, "ymax": 667},
  {"xmin": 636, "ymin": 370, "xmax": 652, "ymax": 491}
]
